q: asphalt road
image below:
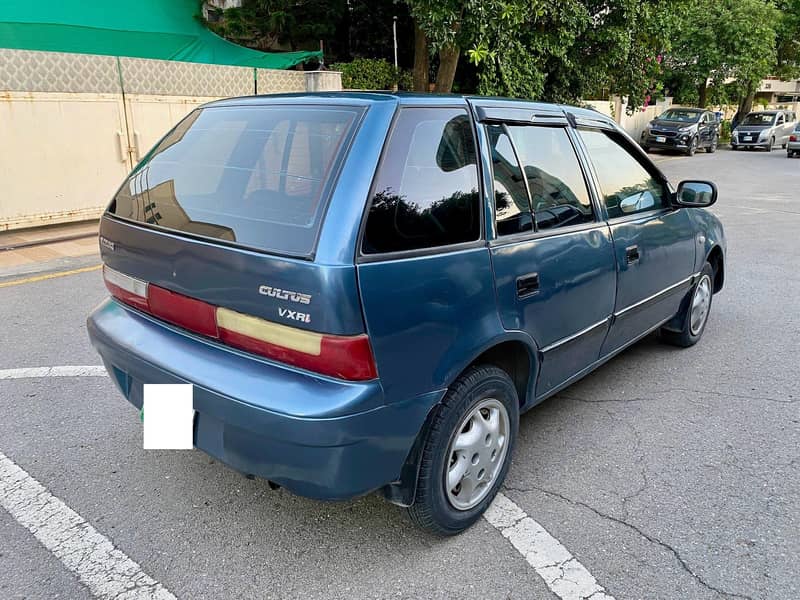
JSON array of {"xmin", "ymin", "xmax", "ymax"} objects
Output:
[{"xmin": 1, "ymin": 147, "xmax": 798, "ymax": 600}]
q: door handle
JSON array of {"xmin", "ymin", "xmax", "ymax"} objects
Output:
[
  {"xmin": 516, "ymin": 272, "xmax": 540, "ymax": 298},
  {"xmin": 625, "ymin": 245, "xmax": 640, "ymax": 264}
]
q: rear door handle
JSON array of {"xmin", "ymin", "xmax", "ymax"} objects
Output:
[
  {"xmin": 625, "ymin": 245, "xmax": 640, "ymax": 264},
  {"xmin": 516, "ymin": 272, "xmax": 540, "ymax": 298}
]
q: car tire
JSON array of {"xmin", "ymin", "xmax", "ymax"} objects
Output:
[
  {"xmin": 789, "ymin": 151, "xmax": 795, "ymax": 158},
  {"xmin": 767, "ymin": 137, "xmax": 774, "ymax": 151},
  {"xmin": 642, "ymin": 145, "xmax": 651, "ymax": 153},
  {"xmin": 685, "ymin": 136, "xmax": 698, "ymax": 156},
  {"xmin": 407, "ymin": 365, "xmax": 519, "ymax": 536},
  {"xmin": 706, "ymin": 136, "xmax": 718, "ymax": 153},
  {"xmin": 660, "ymin": 263, "xmax": 714, "ymax": 348}
]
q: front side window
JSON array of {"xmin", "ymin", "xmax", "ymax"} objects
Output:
[
  {"xmin": 362, "ymin": 108, "xmax": 480, "ymax": 254},
  {"xmin": 578, "ymin": 129, "xmax": 667, "ymax": 219},
  {"xmin": 507, "ymin": 125, "xmax": 594, "ymax": 230}
]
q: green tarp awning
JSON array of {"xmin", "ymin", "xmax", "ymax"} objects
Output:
[{"xmin": 0, "ymin": 0, "xmax": 321, "ymax": 69}]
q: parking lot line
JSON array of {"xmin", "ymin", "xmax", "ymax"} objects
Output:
[
  {"xmin": 485, "ymin": 493, "xmax": 615, "ymax": 600},
  {"xmin": 0, "ymin": 366, "xmax": 106, "ymax": 379},
  {"xmin": 0, "ymin": 450, "xmax": 177, "ymax": 600},
  {"xmin": 0, "ymin": 264, "xmax": 101, "ymax": 288}
]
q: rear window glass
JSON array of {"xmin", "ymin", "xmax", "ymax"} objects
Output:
[
  {"xmin": 362, "ymin": 107, "xmax": 480, "ymax": 255},
  {"xmin": 110, "ymin": 105, "xmax": 361, "ymax": 257}
]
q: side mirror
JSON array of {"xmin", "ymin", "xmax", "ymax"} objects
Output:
[{"xmin": 675, "ymin": 180, "xmax": 717, "ymax": 208}]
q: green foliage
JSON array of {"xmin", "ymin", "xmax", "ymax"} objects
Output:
[
  {"xmin": 665, "ymin": 0, "xmax": 779, "ymax": 106},
  {"xmin": 719, "ymin": 119, "xmax": 732, "ymax": 142},
  {"xmin": 331, "ymin": 58, "xmax": 410, "ymax": 90},
  {"xmin": 774, "ymin": 0, "xmax": 800, "ymax": 79},
  {"xmin": 204, "ymin": 0, "xmax": 345, "ymax": 51}
]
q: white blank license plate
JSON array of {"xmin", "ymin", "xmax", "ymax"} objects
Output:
[{"xmin": 656, "ymin": 136, "xmax": 666, "ymax": 143}]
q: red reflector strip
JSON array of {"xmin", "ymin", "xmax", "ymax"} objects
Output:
[{"xmin": 148, "ymin": 285, "xmax": 219, "ymax": 338}]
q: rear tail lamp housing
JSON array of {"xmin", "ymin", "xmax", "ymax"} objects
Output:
[{"xmin": 102, "ymin": 265, "xmax": 377, "ymax": 381}]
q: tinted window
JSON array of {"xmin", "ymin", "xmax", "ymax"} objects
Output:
[
  {"xmin": 111, "ymin": 105, "xmax": 360, "ymax": 257},
  {"xmin": 362, "ymin": 108, "xmax": 480, "ymax": 254},
  {"xmin": 486, "ymin": 124, "xmax": 532, "ymax": 236},
  {"xmin": 658, "ymin": 109, "xmax": 702, "ymax": 123},
  {"xmin": 741, "ymin": 113, "xmax": 776, "ymax": 126},
  {"xmin": 508, "ymin": 125, "xmax": 594, "ymax": 230},
  {"xmin": 578, "ymin": 129, "xmax": 667, "ymax": 219}
]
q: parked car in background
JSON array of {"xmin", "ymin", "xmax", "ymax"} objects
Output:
[
  {"xmin": 640, "ymin": 107, "xmax": 720, "ymax": 156},
  {"xmin": 787, "ymin": 122, "xmax": 800, "ymax": 158},
  {"xmin": 88, "ymin": 92, "xmax": 726, "ymax": 535},
  {"xmin": 731, "ymin": 110, "xmax": 797, "ymax": 151}
]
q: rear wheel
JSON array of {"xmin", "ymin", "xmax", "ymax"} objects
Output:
[
  {"xmin": 789, "ymin": 151, "xmax": 795, "ymax": 158},
  {"xmin": 407, "ymin": 365, "xmax": 519, "ymax": 536},
  {"xmin": 660, "ymin": 263, "xmax": 714, "ymax": 348}
]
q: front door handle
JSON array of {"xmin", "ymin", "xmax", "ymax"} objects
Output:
[
  {"xmin": 517, "ymin": 272, "xmax": 540, "ymax": 298},
  {"xmin": 625, "ymin": 245, "xmax": 640, "ymax": 264}
]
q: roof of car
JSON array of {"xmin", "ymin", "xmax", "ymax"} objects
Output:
[{"xmin": 203, "ymin": 91, "xmax": 603, "ymax": 115}]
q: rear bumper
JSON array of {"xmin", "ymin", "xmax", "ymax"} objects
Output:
[{"xmin": 87, "ymin": 298, "xmax": 442, "ymax": 501}]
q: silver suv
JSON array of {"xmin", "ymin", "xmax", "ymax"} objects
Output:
[{"xmin": 732, "ymin": 110, "xmax": 797, "ymax": 151}]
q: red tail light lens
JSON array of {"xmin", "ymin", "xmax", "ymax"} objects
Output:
[
  {"xmin": 147, "ymin": 285, "xmax": 219, "ymax": 338},
  {"xmin": 790, "ymin": 135, "xmax": 797, "ymax": 142},
  {"xmin": 102, "ymin": 265, "xmax": 377, "ymax": 381}
]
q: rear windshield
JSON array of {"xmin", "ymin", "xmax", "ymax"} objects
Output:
[{"xmin": 109, "ymin": 105, "xmax": 361, "ymax": 257}]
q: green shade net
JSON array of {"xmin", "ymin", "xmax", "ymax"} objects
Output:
[{"xmin": 0, "ymin": 0, "xmax": 321, "ymax": 69}]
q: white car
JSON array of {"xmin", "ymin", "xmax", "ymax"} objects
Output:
[{"xmin": 732, "ymin": 110, "xmax": 797, "ymax": 151}]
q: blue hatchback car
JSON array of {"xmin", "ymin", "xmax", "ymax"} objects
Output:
[{"xmin": 88, "ymin": 92, "xmax": 725, "ymax": 535}]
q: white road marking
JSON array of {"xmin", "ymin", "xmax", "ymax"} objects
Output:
[
  {"xmin": 3, "ymin": 364, "xmax": 613, "ymax": 599},
  {"xmin": 485, "ymin": 492, "xmax": 615, "ymax": 600},
  {"xmin": 0, "ymin": 451, "xmax": 177, "ymax": 599},
  {"xmin": 0, "ymin": 366, "xmax": 106, "ymax": 380}
]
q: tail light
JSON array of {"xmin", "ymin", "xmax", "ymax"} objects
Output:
[
  {"xmin": 790, "ymin": 135, "xmax": 797, "ymax": 142},
  {"xmin": 102, "ymin": 265, "xmax": 377, "ymax": 381}
]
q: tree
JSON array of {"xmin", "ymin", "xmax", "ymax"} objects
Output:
[
  {"xmin": 665, "ymin": 0, "xmax": 779, "ymax": 111},
  {"xmin": 774, "ymin": 0, "xmax": 800, "ymax": 80}
]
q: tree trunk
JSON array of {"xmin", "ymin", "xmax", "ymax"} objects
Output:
[
  {"xmin": 738, "ymin": 82, "xmax": 755, "ymax": 116},
  {"xmin": 434, "ymin": 44, "xmax": 460, "ymax": 93},
  {"xmin": 697, "ymin": 83, "xmax": 707, "ymax": 108},
  {"xmin": 412, "ymin": 23, "xmax": 429, "ymax": 92}
]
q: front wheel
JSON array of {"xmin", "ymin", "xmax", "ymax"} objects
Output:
[
  {"xmin": 660, "ymin": 263, "xmax": 714, "ymax": 348},
  {"xmin": 766, "ymin": 137, "xmax": 774, "ymax": 151},
  {"xmin": 706, "ymin": 136, "xmax": 718, "ymax": 153},
  {"xmin": 407, "ymin": 365, "xmax": 519, "ymax": 536},
  {"xmin": 685, "ymin": 136, "xmax": 698, "ymax": 156}
]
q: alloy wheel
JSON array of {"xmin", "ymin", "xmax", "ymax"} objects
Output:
[
  {"xmin": 690, "ymin": 275, "xmax": 712, "ymax": 336},
  {"xmin": 444, "ymin": 398, "xmax": 510, "ymax": 511}
]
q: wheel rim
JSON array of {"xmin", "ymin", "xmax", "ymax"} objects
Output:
[
  {"xmin": 444, "ymin": 398, "xmax": 510, "ymax": 511},
  {"xmin": 690, "ymin": 275, "xmax": 712, "ymax": 336},
  {"xmin": 690, "ymin": 138, "xmax": 697, "ymax": 153}
]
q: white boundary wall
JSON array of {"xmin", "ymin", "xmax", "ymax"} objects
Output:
[{"xmin": 0, "ymin": 49, "xmax": 341, "ymax": 230}]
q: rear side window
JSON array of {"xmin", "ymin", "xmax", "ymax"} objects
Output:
[
  {"xmin": 507, "ymin": 125, "xmax": 594, "ymax": 230},
  {"xmin": 110, "ymin": 105, "xmax": 360, "ymax": 257},
  {"xmin": 362, "ymin": 107, "xmax": 480, "ymax": 255}
]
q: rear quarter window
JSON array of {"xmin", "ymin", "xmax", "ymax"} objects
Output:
[
  {"xmin": 110, "ymin": 105, "xmax": 361, "ymax": 257},
  {"xmin": 362, "ymin": 107, "xmax": 481, "ymax": 255}
]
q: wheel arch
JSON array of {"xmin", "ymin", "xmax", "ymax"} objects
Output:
[
  {"xmin": 380, "ymin": 333, "xmax": 539, "ymax": 507},
  {"xmin": 706, "ymin": 245, "xmax": 724, "ymax": 293}
]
